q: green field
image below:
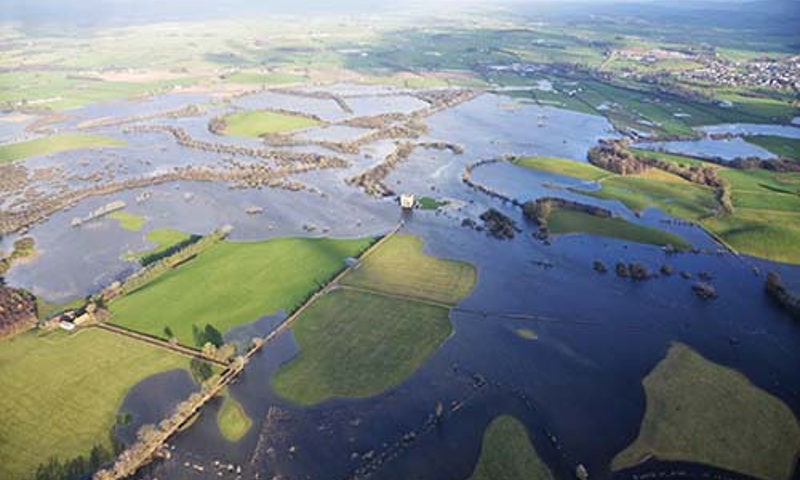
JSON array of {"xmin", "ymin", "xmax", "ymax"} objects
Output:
[
  {"xmin": 110, "ymin": 236, "xmax": 374, "ymax": 346},
  {"xmin": 512, "ymin": 156, "xmax": 612, "ymax": 181},
  {"xmin": 342, "ymin": 234, "xmax": 477, "ymax": 305},
  {"xmin": 109, "ymin": 210, "xmax": 146, "ymax": 232},
  {"xmin": 580, "ymin": 175, "xmax": 717, "ymax": 220},
  {"xmin": 547, "ymin": 207, "xmax": 692, "ymax": 250},
  {"xmin": 613, "ymin": 343, "xmax": 800, "ymax": 480},
  {"xmin": 468, "ymin": 415, "xmax": 554, "ymax": 480},
  {"xmin": 0, "ymin": 329, "xmax": 190, "ymax": 479},
  {"xmin": 272, "ymin": 233, "xmax": 476, "ymax": 405},
  {"xmin": 526, "ymin": 153, "xmax": 800, "ymax": 263},
  {"xmin": 222, "ymin": 110, "xmax": 322, "ymax": 137},
  {"xmin": 271, "ymin": 288, "xmax": 453, "ymax": 405},
  {"xmin": 0, "ymin": 70, "xmax": 201, "ymax": 111},
  {"xmin": 0, "ymin": 133, "xmax": 125, "ymax": 163},
  {"xmin": 520, "ymin": 154, "xmax": 800, "ymax": 262},
  {"xmin": 216, "ymin": 391, "xmax": 252, "ymax": 442},
  {"xmin": 636, "ymin": 149, "xmax": 800, "ymax": 263},
  {"xmin": 744, "ymin": 135, "xmax": 800, "ymax": 160}
]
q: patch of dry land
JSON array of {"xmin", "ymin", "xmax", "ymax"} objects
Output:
[{"xmin": 613, "ymin": 343, "xmax": 800, "ymax": 480}]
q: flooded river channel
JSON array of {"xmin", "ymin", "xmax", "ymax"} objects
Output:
[{"xmin": 2, "ymin": 87, "xmax": 799, "ymax": 480}]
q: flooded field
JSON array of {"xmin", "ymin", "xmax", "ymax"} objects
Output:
[{"xmin": 2, "ymin": 85, "xmax": 799, "ymax": 480}]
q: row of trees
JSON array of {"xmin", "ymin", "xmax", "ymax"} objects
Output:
[{"xmin": 34, "ymin": 437, "xmax": 122, "ymax": 480}]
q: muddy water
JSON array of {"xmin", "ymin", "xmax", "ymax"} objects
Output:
[{"xmin": 3, "ymin": 87, "xmax": 800, "ymax": 480}]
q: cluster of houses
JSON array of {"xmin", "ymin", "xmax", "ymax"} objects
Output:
[{"xmin": 678, "ymin": 55, "xmax": 800, "ymax": 91}]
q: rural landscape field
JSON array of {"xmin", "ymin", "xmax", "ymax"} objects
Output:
[{"xmin": 0, "ymin": 0, "xmax": 799, "ymax": 479}]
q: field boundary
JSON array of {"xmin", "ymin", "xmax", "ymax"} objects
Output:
[{"xmin": 95, "ymin": 222, "xmax": 403, "ymax": 480}]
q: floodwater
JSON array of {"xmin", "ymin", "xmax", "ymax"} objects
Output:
[
  {"xmin": 636, "ymin": 137, "xmax": 776, "ymax": 161},
  {"xmin": 2, "ymin": 86, "xmax": 799, "ymax": 480},
  {"xmin": 635, "ymin": 121, "xmax": 800, "ymax": 161}
]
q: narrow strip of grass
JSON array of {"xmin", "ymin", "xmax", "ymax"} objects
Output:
[
  {"xmin": 743, "ymin": 135, "xmax": 800, "ymax": 160},
  {"xmin": 0, "ymin": 133, "xmax": 125, "ymax": 163},
  {"xmin": 613, "ymin": 343, "xmax": 800, "ymax": 480},
  {"xmin": 468, "ymin": 415, "xmax": 554, "ymax": 480},
  {"xmin": 547, "ymin": 207, "xmax": 691, "ymax": 250},
  {"xmin": 512, "ymin": 156, "xmax": 611, "ymax": 181},
  {"xmin": 0, "ymin": 329, "xmax": 190, "ymax": 479}
]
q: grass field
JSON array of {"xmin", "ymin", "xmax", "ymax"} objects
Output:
[
  {"xmin": 744, "ymin": 135, "xmax": 800, "ymax": 160},
  {"xmin": 272, "ymin": 233, "xmax": 476, "ymax": 405},
  {"xmin": 635, "ymin": 149, "xmax": 800, "ymax": 262},
  {"xmin": 342, "ymin": 234, "xmax": 477, "ymax": 305},
  {"xmin": 547, "ymin": 207, "xmax": 692, "ymax": 250},
  {"xmin": 272, "ymin": 288, "xmax": 453, "ymax": 405},
  {"xmin": 110, "ymin": 237, "xmax": 373, "ymax": 346},
  {"xmin": 468, "ymin": 415, "xmax": 554, "ymax": 480},
  {"xmin": 580, "ymin": 175, "xmax": 717, "ymax": 220},
  {"xmin": 0, "ymin": 133, "xmax": 125, "ymax": 163},
  {"xmin": 512, "ymin": 156, "xmax": 612, "ymax": 181},
  {"xmin": 521, "ymin": 154, "xmax": 800, "ymax": 262},
  {"xmin": 0, "ymin": 329, "xmax": 190, "ymax": 479},
  {"xmin": 613, "ymin": 343, "xmax": 800, "ymax": 480},
  {"xmin": 216, "ymin": 390, "xmax": 252, "ymax": 442},
  {"xmin": 109, "ymin": 211, "xmax": 147, "ymax": 232},
  {"xmin": 222, "ymin": 110, "xmax": 322, "ymax": 137}
]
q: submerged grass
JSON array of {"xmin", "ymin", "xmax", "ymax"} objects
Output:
[{"xmin": 109, "ymin": 210, "xmax": 147, "ymax": 232}]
